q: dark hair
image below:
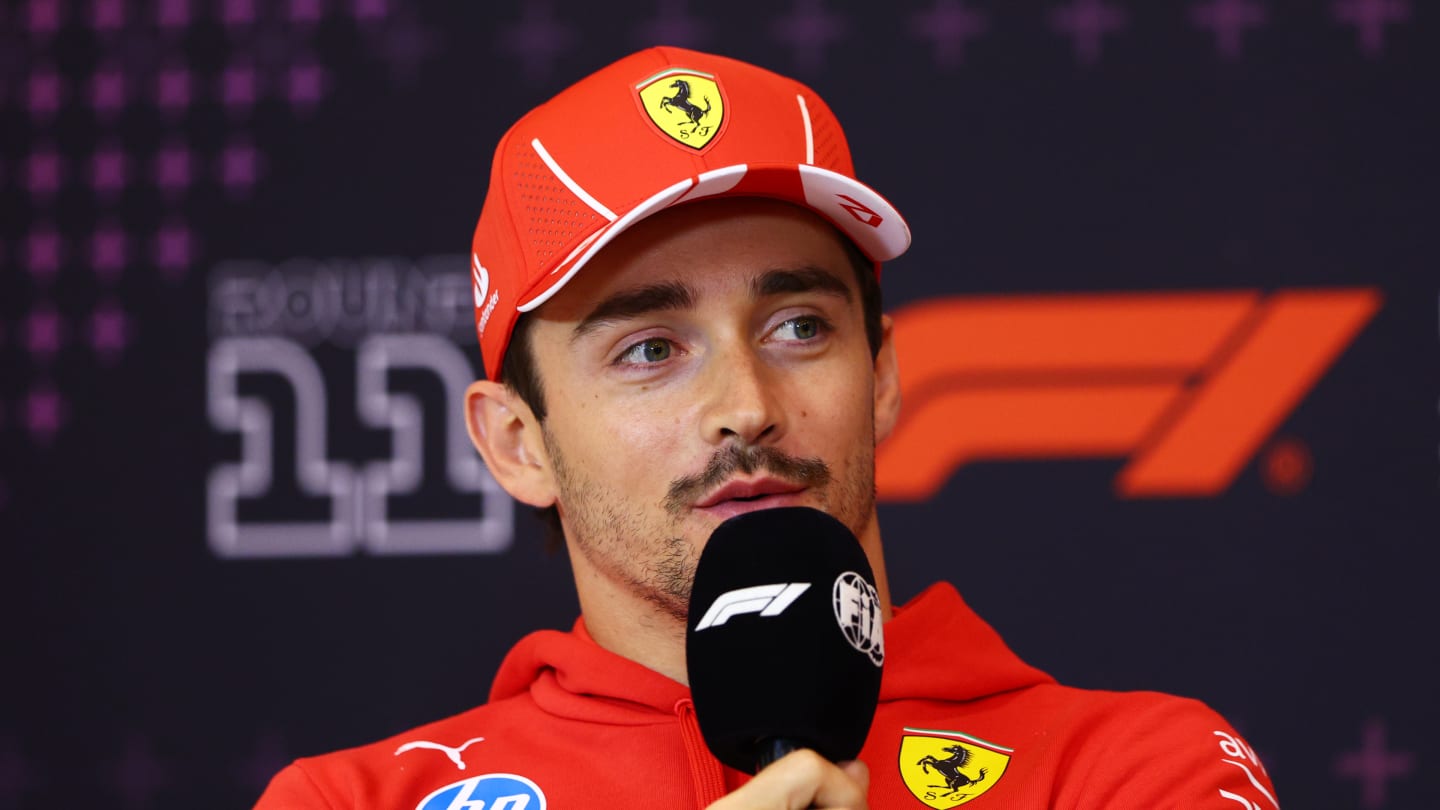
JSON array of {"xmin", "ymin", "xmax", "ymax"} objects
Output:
[{"xmin": 499, "ymin": 230, "xmax": 883, "ymax": 551}]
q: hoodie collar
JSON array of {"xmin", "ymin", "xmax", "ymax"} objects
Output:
[
  {"xmin": 489, "ymin": 582, "xmax": 1053, "ymax": 720},
  {"xmin": 880, "ymin": 582, "xmax": 1054, "ymax": 701}
]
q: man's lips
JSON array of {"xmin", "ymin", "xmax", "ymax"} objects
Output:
[{"xmin": 694, "ymin": 477, "xmax": 807, "ymax": 509}]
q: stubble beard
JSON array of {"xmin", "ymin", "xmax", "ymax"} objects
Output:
[{"xmin": 544, "ymin": 427, "xmax": 878, "ymax": 624}]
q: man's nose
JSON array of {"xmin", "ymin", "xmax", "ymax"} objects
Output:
[{"xmin": 699, "ymin": 343, "xmax": 784, "ymax": 447}]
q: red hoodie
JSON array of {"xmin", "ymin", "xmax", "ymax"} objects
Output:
[{"xmin": 255, "ymin": 583, "xmax": 1279, "ymax": 809}]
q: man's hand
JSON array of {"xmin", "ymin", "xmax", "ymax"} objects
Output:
[{"xmin": 706, "ymin": 750, "xmax": 870, "ymax": 810}]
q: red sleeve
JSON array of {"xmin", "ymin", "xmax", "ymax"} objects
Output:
[
  {"xmin": 1070, "ymin": 696, "xmax": 1280, "ymax": 810},
  {"xmin": 253, "ymin": 762, "xmax": 340, "ymax": 810}
]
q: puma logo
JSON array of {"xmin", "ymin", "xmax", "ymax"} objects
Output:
[{"xmin": 394, "ymin": 736, "xmax": 486, "ymax": 771}]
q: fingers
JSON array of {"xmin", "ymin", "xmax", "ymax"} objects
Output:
[
  {"xmin": 705, "ymin": 750, "xmax": 870, "ymax": 810},
  {"xmin": 823, "ymin": 759, "xmax": 869, "ymax": 807}
]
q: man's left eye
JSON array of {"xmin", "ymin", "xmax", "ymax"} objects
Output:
[
  {"xmin": 616, "ymin": 337, "xmax": 674, "ymax": 365},
  {"xmin": 774, "ymin": 316, "xmax": 827, "ymax": 341}
]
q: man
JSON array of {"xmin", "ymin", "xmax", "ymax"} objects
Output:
[{"xmin": 257, "ymin": 47, "xmax": 1278, "ymax": 809}]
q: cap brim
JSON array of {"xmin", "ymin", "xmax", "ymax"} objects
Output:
[{"xmin": 515, "ymin": 163, "xmax": 910, "ymax": 313}]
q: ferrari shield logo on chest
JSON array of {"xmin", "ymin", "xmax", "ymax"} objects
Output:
[
  {"xmin": 635, "ymin": 68, "xmax": 726, "ymax": 150},
  {"xmin": 898, "ymin": 728, "xmax": 1012, "ymax": 807}
]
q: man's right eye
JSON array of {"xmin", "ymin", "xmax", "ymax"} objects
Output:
[{"xmin": 616, "ymin": 338, "xmax": 673, "ymax": 365}]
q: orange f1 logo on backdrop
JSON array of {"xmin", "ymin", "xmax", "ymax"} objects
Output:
[{"xmin": 876, "ymin": 289, "xmax": 1381, "ymax": 501}]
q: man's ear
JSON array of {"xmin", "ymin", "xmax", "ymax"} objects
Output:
[
  {"xmin": 464, "ymin": 379, "xmax": 557, "ymax": 509},
  {"xmin": 873, "ymin": 314, "xmax": 902, "ymax": 443}
]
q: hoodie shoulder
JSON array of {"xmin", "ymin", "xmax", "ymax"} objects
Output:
[
  {"xmin": 1053, "ymin": 688, "xmax": 1279, "ymax": 809},
  {"xmin": 252, "ymin": 688, "xmax": 545, "ymax": 810}
]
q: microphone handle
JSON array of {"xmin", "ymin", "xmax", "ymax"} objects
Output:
[{"xmin": 753, "ymin": 737, "xmax": 801, "ymax": 772}]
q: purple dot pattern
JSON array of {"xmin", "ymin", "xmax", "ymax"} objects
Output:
[
  {"xmin": 91, "ymin": 145, "xmax": 128, "ymax": 196},
  {"xmin": 288, "ymin": 62, "xmax": 326, "ymax": 107},
  {"xmin": 237, "ymin": 733, "xmax": 290, "ymax": 796},
  {"xmin": 1334, "ymin": 717, "xmax": 1415, "ymax": 810},
  {"xmin": 770, "ymin": 0, "xmax": 848, "ymax": 73},
  {"xmin": 226, "ymin": 0, "xmax": 258, "ymax": 27},
  {"xmin": 28, "ymin": 0, "xmax": 63, "ymax": 37},
  {"xmin": 1333, "ymin": 0, "xmax": 1410, "ymax": 57},
  {"xmin": 1191, "ymin": 0, "xmax": 1269, "ymax": 61},
  {"xmin": 910, "ymin": 0, "xmax": 990, "ymax": 70},
  {"xmin": 0, "ymin": 0, "xmax": 452, "ymax": 459},
  {"xmin": 90, "ymin": 67, "xmax": 127, "ymax": 115},
  {"xmin": 498, "ymin": 1, "xmax": 579, "ymax": 83},
  {"xmin": 0, "ymin": 9, "xmax": 1427, "ymax": 806},
  {"xmin": 156, "ymin": 66, "xmax": 192, "ymax": 113},
  {"xmin": 0, "ymin": 737, "xmax": 34, "ymax": 807},
  {"xmin": 91, "ymin": 301, "xmax": 131, "ymax": 361},
  {"xmin": 291, "ymin": 0, "xmax": 324, "ymax": 25},
  {"xmin": 159, "ymin": 0, "xmax": 192, "ymax": 29},
  {"xmin": 26, "ymin": 147, "xmax": 64, "ymax": 197},
  {"xmin": 155, "ymin": 222, "xmax": 195, "ymax": 280},
  {"xmin": 1049, "ymin": 0, "xmax": 1129, "ymax": 66},
  {"xmin": 25, "ymin": 228, "xmax": 62, "ymax": 282},
  {"xmin": 155, "ymin": 142, "xmax": 193, "ymax": 195},
  {"xmin": 222, "ymin": 64, "xmax": 259, "ymax": 111},
  {"xmin": 24, "ymin": 386, "xmax": 65, "ymax": 445},
  {"xmin": 24, "ymin": 306, "xmax": 64, "ymax": 360},
  {"xmin": 92, "ymin": 224, "xmax": 128, "ymax": 281},
  {"xmin": 0, "ymin": 0, "xmax": 1423, "ymax": 472},
  {"xmin": 353, "ymin": 0, "xmax": 388, "ymax": 24},
  {"xmin": 92, "ymin": 0, "xmax": 125, "ymax": 32},
  {"xmin": 28, "ymin": 69, "xmax": 63, "ymax": 119},
  {"xmin": 361, "ymin": 6, "xmax": 439, "ymax": 85},
  {"xmin": 634, "ymin": 0, "xmax": 709, "ymax": 50},
  {"xmin": 110, "ymin": 736, "xmax": 170, "ymax": 808},
  {"xmin": 221, "ymin": 141, "xmax": 262, "ymax": 197}
]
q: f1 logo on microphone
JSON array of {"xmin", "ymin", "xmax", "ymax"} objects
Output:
[{"xmin": 694, "ymin": 583, "xmax": 811, "ymax": 631}]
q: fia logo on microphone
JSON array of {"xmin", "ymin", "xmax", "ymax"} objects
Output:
[{"xmin": 833, "ymin": 572, "xmax": 884, "ymax": 666}]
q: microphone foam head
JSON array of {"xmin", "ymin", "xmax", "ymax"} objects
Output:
[{"xmin": 685, "ymin": 507, "xmax": 884, "ymax": 773}]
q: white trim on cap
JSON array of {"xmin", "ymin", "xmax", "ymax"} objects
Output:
[
  {"xmin": 548, "ymin": 229, "xmax": 606, "ymax": 278},
  {"xmin": 796, "ymin": 95, "xmax": 814, "ymax": 165},
  {"xmin": 530, "ymin": 137, "xmax": 618, "ymax": 222},
  {"xmin": 514, "ymin": 163, "xmax": 913, "ymax": 316},
  {"xmin": 675, "ymin": 165, "xmax": 748, "ymax": 204},
  {"xmin": 798, "ymin": 163, "xmax": 911, "ymax": 261},
  {"xmin": 517, "ymin": 176, "xmax": 696, "ymax": 313}
]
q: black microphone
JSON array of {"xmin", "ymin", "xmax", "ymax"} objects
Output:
[{"xmin": 685, "ymin": 506, "xmax": 885, "ymax": 774}]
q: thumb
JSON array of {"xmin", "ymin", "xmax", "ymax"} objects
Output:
[{"xmin": 839, "ymin": 759, "xmax": 870, "ymax": 793}]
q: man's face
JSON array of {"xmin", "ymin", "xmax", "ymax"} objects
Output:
[{"xmin": 523, "ymin": 197, "xmax": 899, "ymax": 621}]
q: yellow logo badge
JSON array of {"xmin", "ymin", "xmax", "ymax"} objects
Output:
[
  {"xmin": 635, "ymin": 68, "xmax": 725, "ymax": 150},
  {"xmin": 898, "ymin": 728, "xmax": 1012, "ymax": 808}
]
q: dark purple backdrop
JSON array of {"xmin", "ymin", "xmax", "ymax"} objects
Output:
[{"xmin": 2, "ymin": 1, "xmax": 1435, "ymax": 809}]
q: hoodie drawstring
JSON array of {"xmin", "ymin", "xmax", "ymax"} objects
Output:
[{"xmin": 676, "ymin": 698, "xmax": 729, "ymax": 808}]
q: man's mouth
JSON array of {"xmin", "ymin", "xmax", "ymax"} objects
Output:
[
  {"xmin": 663, "ymin": 444, "xmax": 832, "ymax": 519},
  {"xmin": 694, "ymin": 477, "xmax": 809, "ymax": 519}
]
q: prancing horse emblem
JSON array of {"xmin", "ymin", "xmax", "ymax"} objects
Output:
[
  {"xmin": 659, "ymin": 79, "xmax": 711, "ymax": 131},
  {"xmin": 917, "ymin": 744, "xmax": 988, "ymax": 796},
  {"xmin": 898, "ymin": 728, "xmax": 1012, "ymax": 807},
  {"xmin": 635, "ymin": 68, "xmax": 726, "ymax": 150}
]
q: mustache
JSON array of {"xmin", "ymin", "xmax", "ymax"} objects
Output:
[{"xmin": 664, "ymin": 444, "xmax": 832, "ymax": 515}]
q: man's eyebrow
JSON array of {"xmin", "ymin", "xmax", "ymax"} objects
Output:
[
  {"xmin": 569, "ymin": 267, "xmax": 852, "ymax": 343},
  {"xmin": 571, "ymin": 281, "xmax": 696, "ymax": 342},
  {"xmin": 752, "ymin": 266, "xmax": 853, "ymax": 303}
]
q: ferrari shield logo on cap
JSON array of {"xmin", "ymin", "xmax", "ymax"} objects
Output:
[
  {"xmin": 898, "ymin": 728, "xmax": 1012, "ymax": 807},
  {"xmin": 636, "ymin": 68, "xmax": 725, "ymax": 150}
]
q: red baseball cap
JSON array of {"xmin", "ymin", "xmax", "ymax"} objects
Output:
[{"xmin": 470, "ymin": 46, "xmax": 911, "ymax": 379}]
